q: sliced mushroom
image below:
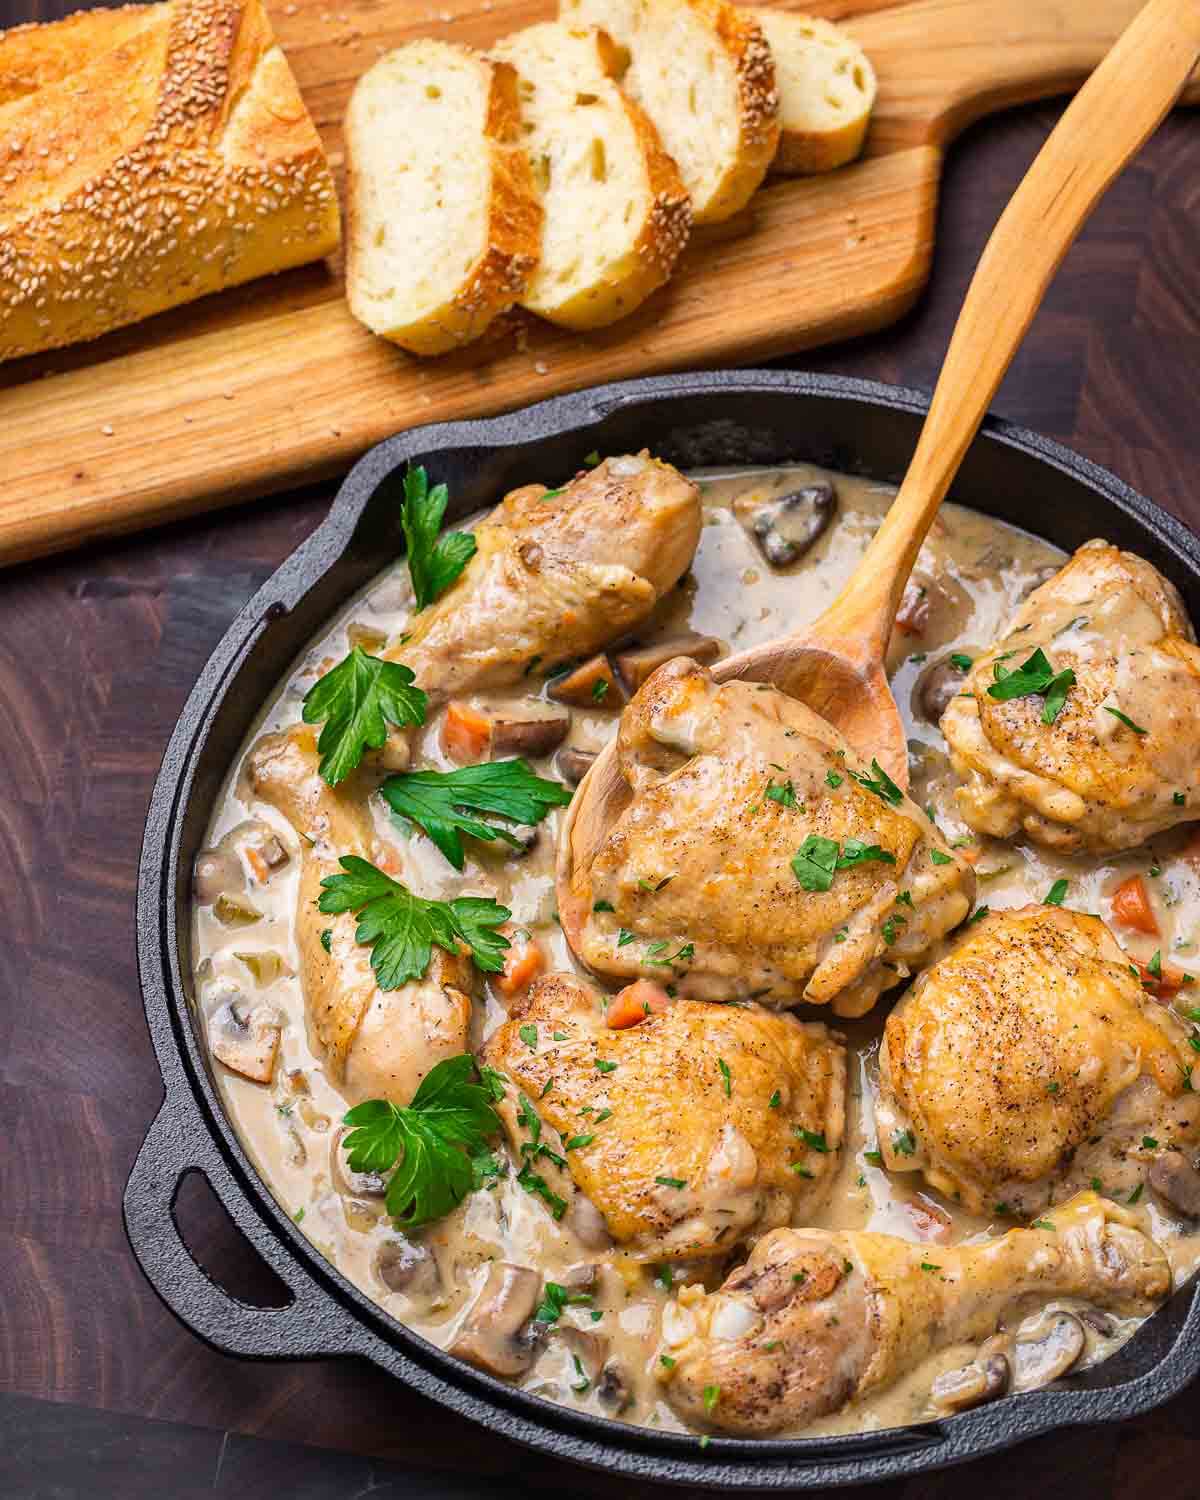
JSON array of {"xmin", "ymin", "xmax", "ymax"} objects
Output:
[
  {"xmin": 914, "ymin": 653, "xmax": 974, "ymax": 726},
  {"xmin": 375, "ymin": 1237, "xmax": 441, "ymax": 1298},
  {"xmin": 330, "ymin": 1126, "xmax": 388, "ymax": 1199},
  {"xmin": 1007, "ymin": 1309, "xmax": 1086, "ymax": 1392},
  {"xmin": 596, "ymin": 1360, "xmax": 633, "ymax": 1411},
  {"xmin": 614, "ymin": 633, "xmax": 722, "ymax": 693},
  {"xmin": 207, "ymin": 994, "xmax": 281, "ymax": 1084},
  {"xmin": 736, "ymin": 481, "xmax": 836, "ymax": 568},
  {"xmin": 193, "ymin": 847, "xmax": 244, "ymax": 906},
  {"xmin": 548, "ymin": 655, "xmax": 625, "ymax": 710},
  {"xmin": 892, "ymin": 571, "xmax": 973, "ymax": 646},
  {"xmin": 931, "ymin": 1352, "xmax": 1010, "ymax": 1414},
  {"xmin": 1076, "ymin": 1308, "xmax": 1117, "ymax": 1339},
  {"xmin": 224, "ymin": 818, "xmax": 289, "ymax": 881},
  {"xmin": 491, "ymin": 709, "xmax": 572, "ymax": 758},
  {"xmin": 1150, "ymin": 1151, "xmax": 1200, "ymax": 1218},
  {"xmin": 556, "ymin": 747, "xmax": 597, "ymax": 785},
  {"xmin": 449, "ymin": 1263, "xmax": 544, "ymax": 1378}
]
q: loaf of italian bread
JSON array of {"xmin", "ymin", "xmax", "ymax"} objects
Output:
[
  {"xmin": 752, "ymin": 11, "xmax": 877, "ymax": 175},
  {"xmin": 559, "ymin": 0, "xmax": 779, "ymax": 225},
  {"xmin": 491, "ymin": 22, "xmax": 692, "ymax": 329},
  {"xmin": 0, "ymin": 0, "xmax": 341, "ymax": 365},
  {"xmin": 344, "ymin": 41, "xmax": 543, "ymax": 356}
]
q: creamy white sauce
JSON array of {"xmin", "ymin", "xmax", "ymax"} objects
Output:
[{"xmin": 192, "ymin": 464, "xmax": 1200, "ymax": 1439}]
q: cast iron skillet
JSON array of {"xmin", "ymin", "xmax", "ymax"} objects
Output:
[{"xmin": 126, "ymin": 370, "xmax": 1200, "ymax": 1491}]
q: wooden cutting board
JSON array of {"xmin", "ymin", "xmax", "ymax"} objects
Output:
[{"xmin": 1, "ymin": 0, "xmax": 1196, "ymax": 566}]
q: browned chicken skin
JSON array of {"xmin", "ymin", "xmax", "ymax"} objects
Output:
[
  {"xmin": 564, "ymin": 660, "xmax": 975, "ymax": 1016},
  {"xmin": 942, "ymin": 541, "xmax": 1200, "ymax": 852},
  {"xmin": 387, "ymin": 453, "xmax": 702, "ymax": 697},
  {"xmin": 660, "ymin": 1191, "xmax": 1170, "ymax": 1435},
  {"xmin": 480, "ymin": 973, "xmax": 846, "ymax": 1260},
  {"xmin": 875, "ymin": 905, "xmax": 1200, "ymax": 1216},
  {"xmin": 244, "ymin": 726, "xmax": 476, "ymax": 1105}
]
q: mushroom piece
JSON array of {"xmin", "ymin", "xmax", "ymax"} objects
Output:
[
  {"xmin": 913, "ymin": 652, "xmax": 974, "ymax": 726},
  {"xmin": 330, "ymin": 1126, "xmax": 388, "ymax": 1199},
  {"xmin": 491, "ymin": 709, "xmax": 572, "ymax": 758},
  {"xmin": 548, "ymin": 655, "xmax": 625, "ymax": 710},
  {"xmin": 596, "ymin": 1361, "xmax": 633, "ymax": 1411},
  {"xmin": 193, "ymin": 846, "xmax": 244, "ymax": 906},
  {"xmin": 224, "ymin": 818, "xmax": 290, "ymax": 881},
  {"xmin": 566, "ymin": 1193, "xmax": 613, "ymax": 1250},
  {"xmin": 1006, "ymin": 1309, "xmax": 1086, "ymax": 1392},
  {"xmin": 449, "ymin": 1263, "xmax": 544, "ymax": 1379},
  {"xmin": 736, "ymin": 481, "xmax": 836, "ymax": 568},
  {"xmin": 614, "ymin": 633, "xmax": 722, "ymax": 694},
  {"xmin": 556, "ymin": 747, "xmax": 597, "ymax": 786},
  {"xmin": 207, "ymin": 992, "xmax": 281, "ymax": 1083},
  {"xmin": 931, "ymin": 1352, "xmax": 1011, "ymax": 1415},
  {"xmin": 1150, "ymin": 1151, "xmax": 1200, "ymax": 1218},
  {"xmin": 375, "ymin": 1238, "xmax": 441, "ymax": 1298}
]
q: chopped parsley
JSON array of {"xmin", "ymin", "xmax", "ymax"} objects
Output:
[
  {"xmin": 847, "ymin": 758, "xmax": 904, "ymax": 806},
  {"xmin": 654, "ymin": 1264, "xmax": 673, "ymax": 1291},
  {"xmin": 1104, "ymin": 706, "xmax": 1147, "ymax": 735},
  {"xmin": 1128, "ymin": 1183, "xmax": 1144, "ymax": 1205},
  {"xmin": 791, "ymin": 834, "xmax": 895, "ymax": 893},
  {"xmin": 929, "ymin": 848, "xmax": 953, "ymax": 865},
  {"xmin": 593, "ymin": 900, "xmax": 615, "ymax": 912},
  {"xmin": 594, "ymin": 1058, "xmax": 618, "ymax": 1074},
  {"xmin": 863, "ymin": 1150, "xmax": 884, "ymax": 1167},
  {"xmin": 1031, "ymin": 1218, "xmax": 1056, "ymax": 1232},
  {"xmin": 986, "ymin": 646, "xmax": 1075, "ymax": 724},
  {"xmin": 765, "ymin": 779, "xmax": 799, "ymax": 809},
  {"xmin": 795, "ymin": 1128, "xmax": 829, "ymax": 1153},
  {"xmin": 535, "ymin": 1281, "xmax": 594, "ymax": 1324},
  {"xmin": 617, "ymin": 929, "xmax": 635, "ymax": 947},
  {"xmin": 717, "ymin": 1058, "xmax": 732, "ymax": 1096},
  {"xmin": 319, "ymin": 928, "xmax": 333, "ymax": 953},
  {"xmin": 703, "ymin": 1385, "xmax": 720, "ymax": 1415},
  {"xmin": 1143, "ymin": 1136, "xmax": 1159, "ymax": 1150},
  {"xmin": 768, "ymin": 1090, "xmax": 781, "ymax": 1109},
  {"xmin": 1044, "ymin": 878, "xmax": 1069, "ymax": 907},
  {"xmin": 892, "ymin": 1129, "xmax": 917, "ymax": 1157},
  {"xmin": 660, "ymin": 1354, "xmax": 676, "ymax": 1370},
  {"xmin": 950, "ymin": 652, "xmax": 974, "ymax": 671},
  {"xmin": 518, "ymin": 1023, "xmax": 538, "ymax": 1050},
  {"xmin": 591, "ymin": 678, "xmax": 610, "ymax": 703},
  {"xmin": 656, "ymin": 1175, "xmax": 687, "ymax": 1190},
  {"xmin": 516, "ymin": 1162, "xmax": 567, "ymax": 1219},
  {"xmin": 825, "ymin": 770, "xmax": 844, "ymax": 789},
  {"xmin": 564, "ymin": 1134, "xmax": 594, "ymax": 1151},
  {"xmin": 1175, "ymin": 792, "xmax": 1187, "ymax": 806},
  {"xmin": 968, "ymin": 905, "xmax": 991, "ymax": 924}
]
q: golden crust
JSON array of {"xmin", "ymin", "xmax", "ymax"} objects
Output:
[
  {"xmin": 0, "ymin": 0, "xmax": 340, "ymax": 364},
  {"xmin": 698, "ymin": 0, "xmax": 780, "ymax": 223},
  {"xmin": 346, "ymin": 47, "xmax": 542, "ymax": 358}
]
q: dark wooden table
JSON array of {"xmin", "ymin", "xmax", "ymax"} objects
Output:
[{"xmin": 4, "ymin": 4, "xmax": 1200, "ymax": 1497}]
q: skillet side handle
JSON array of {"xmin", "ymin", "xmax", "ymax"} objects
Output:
[{"xmin": 123, "ymin": 1098, "xmax": 355, "ymax": 1360}]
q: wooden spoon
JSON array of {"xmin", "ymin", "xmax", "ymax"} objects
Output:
[{"xmin": 558, "ymin": 0, "xmax": 1200, "ymax": 945}]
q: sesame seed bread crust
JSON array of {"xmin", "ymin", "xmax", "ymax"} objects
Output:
[
  {"xmin": 559, "ymin": 0, "xmax": 780, "ymax": 225},
  {"xmin": 752, "ymin": 11, "xmax": 877, "ymax": 176},
  {"xmin": 491, "ymin": 23, "xmax": 692, "ymax": 331},
  {"xmin": 344, "ymin": 41, "xmax": 543, "ymax": 357},
  {"xmin": 0, "ymin": 0, "xmax": 341, "ymax": 365}
]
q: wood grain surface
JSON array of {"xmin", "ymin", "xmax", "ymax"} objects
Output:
[
  {"xmin": 1, "ymin": 0, "xmax": 1198, "ymax": 566},
  {"xmin": 3, "ymin": 1, "xmax": 1200, "ymax": 1497}
]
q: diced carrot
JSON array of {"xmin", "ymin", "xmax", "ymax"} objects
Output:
[
  {"xmin": 495, "ymin": 929, "xmax": 545, "ymax": 997},
  {"xmin": 243, "ymin": 845, "xmax": 270, "ymax": 884},
  {"xmin": 1111, "ymin": 875, "xmax": 1160, "ymax": 936},
  {"xmin": 1132, "ymin": 957, "xmax": 1191, "ymax": 1001},
  {"xmin": 606, "ymin": 979, "xmax": 672, "ymax": 1029},
  {"xmin": 441, "ymin": 701, "xmax": 493, "ymax": 764}
]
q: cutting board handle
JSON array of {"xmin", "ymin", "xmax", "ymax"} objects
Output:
[{"xmin": 847, "ymin": 0, "xmax": 1200, "ymax": 149}]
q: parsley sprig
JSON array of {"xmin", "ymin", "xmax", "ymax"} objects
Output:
[
  {"xmin": 302, "ymin": 647, "xmax": 427, "ymax": 785},
  {"xmin": 379, "ymin": 760, "xmax": 572, "ymax": 870},
  {"xmin": 319, "ymin": 855, "xmax": 509, "ymax": 988},
  {"xmin": 401, "ymin": 465, "xmax": 477, "ymax": 611},
  {"xmin": 341, "ymin": 1055, "xmax": 500, "ymax": 1227},
  {"xmin": 986, "ymin": 647, "xmax": 1075, "ymax": 724}
]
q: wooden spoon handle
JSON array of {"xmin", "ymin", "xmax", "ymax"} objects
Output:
[{"xmin": 812, "ymin": 0, "xmax": 1200, "ymax": 660}]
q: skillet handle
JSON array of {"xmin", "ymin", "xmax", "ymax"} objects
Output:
[{"xmin": 124, "ymin": 1098, "xmax": 355, "ymax": 1360}]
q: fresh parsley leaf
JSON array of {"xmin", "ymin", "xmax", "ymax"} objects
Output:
[
  {"xmin": 792, "ymin": 834, "xmax": 840, "ymax": 892},
  {"xmin": 518, "ymin": 1023, "xmax": 538, "ymax": 1050},
  {"xmin": 1104, "ymin": 706, "xmax": 1148, "ymax": 735},
  {"xmin": 379, "ymin": 760, "xmax": 571, "ymax": 870},
  {"xmin": 318, "ymin": 855, "xmax": 510, "ymax": 987},
  {"xmin": 765, "ymin": 779, "xmax": 798, "ymax": 809},
  {"xmin": 400, "ymin": 465, "xmax": 477, "ymax": 610},
  {"xmin": 302, "ymin": 647, "xmax": 427, "ymax": 785},
  {"xmin": 848, "ymin": 758, "xmax": 904, "ymax": 806},
  {"xmin": 1044, "ymin": 878, "xmax": 1069, "ymax": 907},
  {"xmin": 341, "ymin": 1055, "xmax": 500, "ymax": 1227},
  {"xmin": 949, "ymin": 653, "xmax": 973, "ymax": 671},
  {"xmin": 986, "ymin": 646, "xmax": 1075, "ymax": 724},
  {"xmin": 837, "ymin": 839, "xmax": 896, "ymax": 871}
]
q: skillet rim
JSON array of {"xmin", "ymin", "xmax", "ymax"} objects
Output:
[{"xmin": 128, "ymin": 368, "xmax": 1200, "ymax": 1491}]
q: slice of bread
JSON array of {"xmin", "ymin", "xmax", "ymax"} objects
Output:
[
  {"xmin": 344, "ymin": 40, "xmax": 543, "ymax": 356},
  {"xmin": 558, "ymin": 0, "xmax": 779, "ymax": 225},
  {"xmin": 751, "ymin": 12, "xmax": 876, "ymax": 176},
  {"xmin": 491, "ymin": 22, "xmax": 692, "ymax": 329}
]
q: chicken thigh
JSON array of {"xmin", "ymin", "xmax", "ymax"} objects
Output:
[
  {"xmin": 874, "ymin": 905, "xmax": 1200, "ymax": 1216},
  {"xmin": 562, "ymin": 659, "xmax": 975, "ymax": 1016},
  {"xmin": 942, "ymin": 541, "xmax": 1200, "ymax": 853},
  {"xmin": 244, "ymin": 726, "xmax": 476, "ymax": 1105},
  {"xmin": 659, "ymin": 1191, "xmax": 1169, "ymax": 1434},
  {"xmin": 480, "ymin": 972, "xmax": 845, "ymax": 1260},
  {"xmin": 387, "ymin": 453, "xmax": 702, "ymax": 697}
]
